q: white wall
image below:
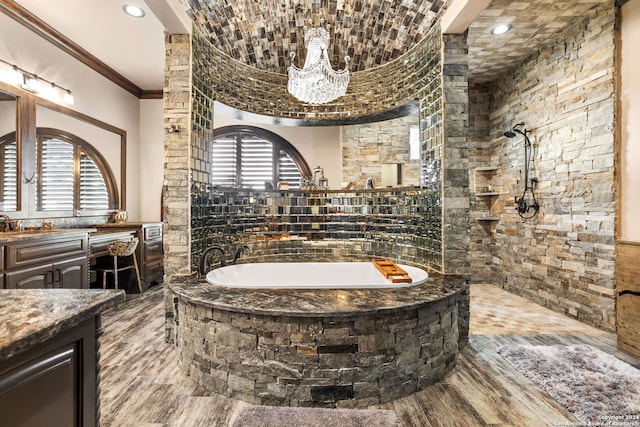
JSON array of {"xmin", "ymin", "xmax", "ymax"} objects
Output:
[
  {"xmin": 139, "ymin": 99, "xmax": 164, "ymax": 220},
  {"xmin": 620, "ymin": 1, "xmax": 640, "ymax": 241},
  {"xmin": 214, "ymin": 114, "xmax": 343, "ymax": 189},
  {"xmin": 0, "ymin": 12, "xmax": 144, "ymax": 219}
]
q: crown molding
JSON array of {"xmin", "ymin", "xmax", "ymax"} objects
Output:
[{"xmin": 0, "ymin": 0, "xmax": 162, "ymax": 99}]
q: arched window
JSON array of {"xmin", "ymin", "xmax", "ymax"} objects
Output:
[
  {"xmin": 211, "ymin": 126, "xmax": 311, "ymax": 189},
  {"xmin": 0, "ymin": 128, "xmax": 118, "ymax": 212}
]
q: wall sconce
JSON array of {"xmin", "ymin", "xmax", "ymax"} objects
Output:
[
  {"xmin": 167, "ymin": 124, "xmax": 181, "ymax": 133},
  {"xmin": 0, "ymin": 58, "xmax": 75, "ymax": 106}
]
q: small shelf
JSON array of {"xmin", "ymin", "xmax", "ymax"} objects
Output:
[
  {"xmin": 476, "ymin": 192, "xmax": 501, "ymax": 197},
  {"xmin": 475, "ymin": 166, "xmax": 499, "ymax": 172},
  {"xmin": 476, "ymin": 217, "xmax": 500, "ymax": 222}
]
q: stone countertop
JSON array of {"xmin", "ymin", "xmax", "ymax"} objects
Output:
[
  {"xmin": 95, "ymin": 222, "xmax": 162, "ymax": 228},
  {"xmin": 0, "ymin": 289, "xmax": 125, "ymax": 362},
  {"xmin": 168, "ymin": 272, "xmax": 467, "ymax": 317},
  {"xmin": 0, "ymin": 228, "xmax": 96, "ymax": 243}
]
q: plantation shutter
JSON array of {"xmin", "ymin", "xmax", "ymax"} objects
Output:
[
  {"xmin": 39, "ymin": 138, "xmax": 74, "ymax": 210},
  {"xmin": 0, "ymin": 141, "xmax": 17, "ymax": 210},
  {"xmin": 210, "ymin": 135, "xmax": 237, "ymax": 187},
  {"xmin": 80, "ymin": 153, "xmax": 109, "ymax": 210},
  {"xmin": 240, "ymin": 135, "xmax": 273, "ymax": 190},
  {"xmin": 210, "ymin": 127, "xmax": 310, "ymax": 190},
  {"xmin": 278, "ymin": 151, "xmax": 302, "ymax": 189}
]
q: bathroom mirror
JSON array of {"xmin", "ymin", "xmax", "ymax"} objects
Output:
[
  {"xmin": 0, "ymin": 89, "xmax": 18, "ymax": 211},
  {"xmin": 36, "ymin": 103, "xmax": 125, "ymax": 212}
]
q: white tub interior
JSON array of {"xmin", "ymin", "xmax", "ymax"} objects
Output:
[{"xmin": 205, "ymin": 262, "xmax": 428, "ymax": 289}]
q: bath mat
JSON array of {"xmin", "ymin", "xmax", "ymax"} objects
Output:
[
  {"xmin": 231, "ymin": 406, "xmax": 400, "ymax": 427},
  {"xmin": 497, "ymin": 344, "xmax": 640, "ymax": 423}
]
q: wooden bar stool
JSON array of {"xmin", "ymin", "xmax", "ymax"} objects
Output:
[{"xmin": 95, "ymin": 237, "xmax": 143, "ymax": 293}]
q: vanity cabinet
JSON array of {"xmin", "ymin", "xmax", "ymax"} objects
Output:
[
  {"xmin": 1, "ymin": 232, "xmax": 89, "ymax": 289},
  {"xmin": 0, "ymin": 289, "xmax": 124, "ymax": 427},
  {"xmin": 0, "ymin": 319, "xmax": 95, "ymax": 427},
  {"xmin": 95, "ymin": 222, "xmax": 163, "ymax": 292}
]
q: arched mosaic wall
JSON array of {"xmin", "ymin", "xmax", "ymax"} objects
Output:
[
  {"xmin": 191, "ymin": 24, "xmax": 440, "ymax": 122},
  {"xmin": 163, "ymin": 21, "xmax": 469, "ymax": 280}
]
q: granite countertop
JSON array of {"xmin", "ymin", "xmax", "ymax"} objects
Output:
[
  {"xmin": 168, "ymin": 272, "xmax": 468, "ymax": 317},
  {"xmin": 96, "ymin": 222, "xmax": 162, "ymax": 227},
  {"xmin": 0, "ymin": 289, "xmax": 125, "ymax": 362},
  {"xmin": 0, "ymin": 228, "xmax": 96, "ymax": 243}
]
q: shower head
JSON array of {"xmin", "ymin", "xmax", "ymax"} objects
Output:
[{"xmin": 504, "ymin": 122, "xmax": 525, "ymax": 138}]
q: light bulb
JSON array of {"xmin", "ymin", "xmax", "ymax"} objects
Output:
[
  {"xmin": 63, "ymin": 91, "xmax": 75, "ymax": 105},
  {"xmin": 491, "ymin": 24, "xmax": 511, "ymax": 35},
  {"xmin": 123, "ymin": 4, "xmax": 145, "ymax": 18},
  {"xmin": 24, "ymin": 76, "xmax": 42, "ymax": 93},
  {"xmin": 41, "ymin": 83, "xmax": 61, "ymax": 102}
]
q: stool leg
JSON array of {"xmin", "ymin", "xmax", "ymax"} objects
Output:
[
  {"xmin": 113, "ymin": 256, "xmax": 118, "ymax": 289},
  {"xmin": 132, "ymin": 253, "xmax": 143, "ymax": 293},
  {"xmin": 103, "ymin": 271, "xmax": 107, "ymax": 289}
]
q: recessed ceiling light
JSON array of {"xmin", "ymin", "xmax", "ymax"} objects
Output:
[
  {"xmin": 123, "ymin": 4, "xmax": 145, "ymax": 18},
  {"xmin": 491, "ymin": 24, "xmax": 511, "ymax": 35}
]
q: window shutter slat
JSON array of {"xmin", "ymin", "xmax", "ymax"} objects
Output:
[
  {"xmin": 210, "ymin": 128, "xmax": 308, "ymax": 190},
  {"xmin": 39, "ymin": 139, "xmax": 74, "ymax": 210},
  {"xmin": 0, "ymin": 141, "xmax": 17, "ymax": 210},
  {"xmin": 80, "ymin": 154, "xmax": 109, "ymax": 210}
]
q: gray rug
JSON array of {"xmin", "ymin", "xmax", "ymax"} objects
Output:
[
  {"xmin": 498, "ymin": 344, "xmax": 640, "ymax": 423},
  {"xmin": 231, "ymin": 406, "xmax": 400, "ymax": 427}
]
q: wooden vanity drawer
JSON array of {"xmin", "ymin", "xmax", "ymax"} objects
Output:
[
  {"xmin": 5, "ymin": 235, "xmax": 88, "ymax": 270},
  {"xmin": 144, "ymin": 226, "xmax": 162, "ymax": 240},
  {"xmin": 144, "ymin": 240, "xmax": 163, "ymax": 261}
]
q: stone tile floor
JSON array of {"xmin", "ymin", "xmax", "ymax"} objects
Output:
[{"xmin": 470, "ymin": 283, "xmax": 607, "ymax": 335}]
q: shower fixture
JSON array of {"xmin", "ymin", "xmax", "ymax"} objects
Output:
[{"xmin": 504, "ymin": 122, "xmax": 539, "ymax": 220}]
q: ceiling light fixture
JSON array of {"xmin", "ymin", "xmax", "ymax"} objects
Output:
[
  {"xmin": 287, "ymin": 22, "xmax": 350, "ymax": 104},
  {"xmin": 491, "ymin": 24, "xmax": 511, "ymax": 35},
  {"xmin": 0, "ymin": 58, "xmax": 75, "ymax": 105},
  {"xmin": 123, "ymin": 4, "xmax": 145, "ymax": 18}
]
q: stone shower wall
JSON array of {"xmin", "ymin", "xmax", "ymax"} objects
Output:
[
  {"xmin": 341, "ymin": 115, "xmax": 421, "ymax": 188},
  {"xmin": 468, "ymin": 84, "xmax": 493, "ymax": 283},
  {"xmin": 472, "ymin": 6, "xmax": 617, "ymax": 330}
]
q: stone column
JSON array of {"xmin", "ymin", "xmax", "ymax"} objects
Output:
[
  {"xmin": 163, "ymin": 33, "xmax": 192, "ymax": 279},
  {"xmin": 441, "ymin": 32, "xmax": 470, "ymax": 278},
  {"xmin": 441, "ymin": 32, "xmax": 471, "ymax": 345},
  {"xmin": 163, "ymin": 33, "xmax": 192, "ymax": 343}
]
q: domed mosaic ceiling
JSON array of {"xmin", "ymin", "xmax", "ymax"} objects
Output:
[
  {"xmin": 182, "ymin": 0, "xmax": 611, "ymax": 84},
  {"xmin": 183, "ymin": 0, "xmax": 446, "ymax": 75}
]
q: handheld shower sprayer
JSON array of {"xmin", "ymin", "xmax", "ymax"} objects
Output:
[{"xmin": 504, "ymin": 122, "xmax": 539, "ymax": 220}]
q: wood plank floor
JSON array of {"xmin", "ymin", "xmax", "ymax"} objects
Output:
[{"xmin": 100, "ymin": 284, "xmax": 639, "ymax": 426}]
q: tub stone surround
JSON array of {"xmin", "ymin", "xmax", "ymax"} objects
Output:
[{"xmin": 168, "ymin": 272, "xmax": 467, "ymax": 407}]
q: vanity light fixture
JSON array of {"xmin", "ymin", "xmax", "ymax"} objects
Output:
[
  {"xmin": 0, "ymin": 58, "xmax": 75, "ymax": 106},
  {"xmin": 123, "ymin": 4, "xmax": 145, "ymax": 18},
  {"xmin": 491, "ymin": 23, "xmax": 511, "ymax": 35}
]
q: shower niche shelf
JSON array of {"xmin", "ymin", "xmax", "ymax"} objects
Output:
[
  {"xmin": 475, "ymin": 166, "xmax": 499, "ymax": 172},
  {"xmin": 474, "ymin": 166, "xmax": 501, "ymax": 225}
]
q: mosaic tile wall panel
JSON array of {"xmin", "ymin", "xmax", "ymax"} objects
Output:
[
  {"xmin": 191, "ymin": 22, "xmax": 443, "ymax": 122},
  {"xmin": 189, "ymin": 23, "xmax": 444, "ymax": 272},
  {"xmin": 191, "ymin": 188, "xmax": 442, "ymax": 272},
  {"xmin": 418, "ymin": 26, "xmax": 443, "ymax": 271}
]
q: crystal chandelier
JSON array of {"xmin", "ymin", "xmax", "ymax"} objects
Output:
[{"xmin": 287, "ymin": 24, "xmax": 350, "ymax": 104}]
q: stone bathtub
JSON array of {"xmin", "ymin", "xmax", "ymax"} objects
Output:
[
  {"xmin": 167, "ymin": 265, "xmax": 468, "ymax": 408},
  {"xmin": 205, "ymin": 262, "xmax": 429, "ymax": 289}
]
